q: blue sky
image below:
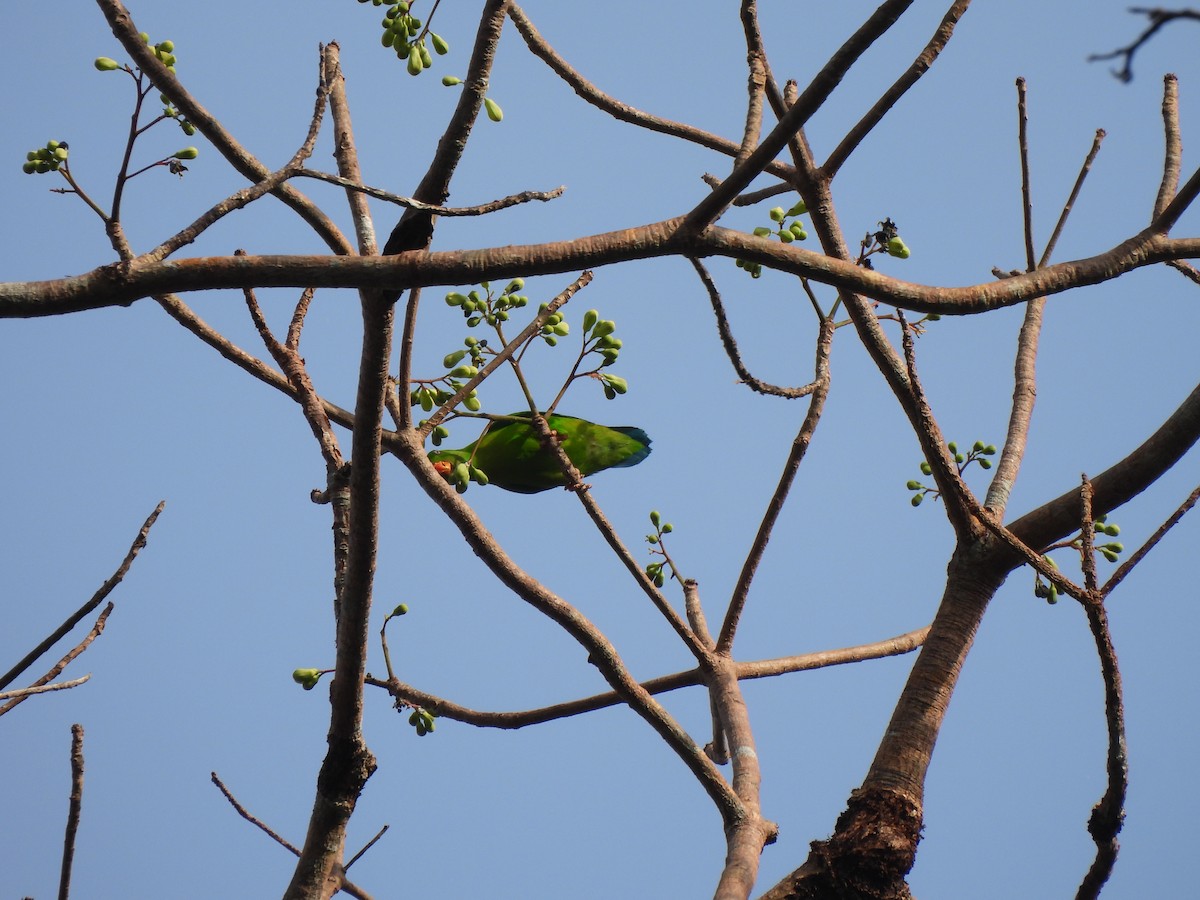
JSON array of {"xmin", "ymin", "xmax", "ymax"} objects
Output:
[{"xmin": 2, "ymin": 2, "xmax": 1198, "ymax": 897}]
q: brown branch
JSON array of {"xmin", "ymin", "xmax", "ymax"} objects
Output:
[
  {"xmin": 96, "ymin": 0, "xmax": 354, "ymax": 255},
  {"xmin": 717, "ymin": 319, "xmax": 833, "ymax": 653},
  {"xmin": 367, "ymin": 624, "xmax": 929, "ymax": 728},
  {"xmin": 1155, "ymin": 74, "xmax": 1182, "ymax": 219},
  {"xmin": 685, "ymin": 0, "xmax": 918, "ymax": 229},
  {"xmin": 0, "ymin": 502, "xmax": 164, "ymax": 693},
  {"xmin": 986, "ymin": 123, "xmax": 1106, "ymax": 513},
  {"xmin": 507, "ymin": 4, "xmax": 794, "ymax": 182},
  {"xmin": 390, "ymin": 429, "xmax": 743, "ymax": 826},
  {"xmin": 297, "ymin": 169, "xmax": 565, "ymax": 216},
  {"xmin": 1103, "ymin": 482, "xmax": 1200, "ymax": 596},
  {"xmin": 212, "ymin": 772, "xmax": 301, "ymax": 855},
  {"xmin": 58, "ymin": 724, "xmax": 85, "ymax": 900},
  {"xmin": 823, "ymin": 0, "xmax": 973, "ymax": 177},
  {"xmin": 1072, "ymin": 480, "xmax": 1128, "ymax": 900},
  {"xmin": 1, "ymin": 605, "xmax": 115, "ymax": 718},
  {"xmin": 8, "ymin": 222, "xmax": 1200, "ymax": 320},
  {"xmin": 0, "ymin": 676, "xmax": 91, "ymax": 702},
  {"xmin": 1088, "ymin": 8, "xmax": 1200, "ymax": 82},
  {"xmin": 690, "ymin": 258, "xmax": 821, "ymax": 398}
]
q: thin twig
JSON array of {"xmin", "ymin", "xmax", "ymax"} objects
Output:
[
  {"xmin": 58, "ymin": 724, "xmax": 85, "ymax": 900},
  {"xmin": 717, "ymin": 319, "xmax": 833, "ymax": 653},
  {"xmin": 0, "ymin": 502, "xmax": 164, "ymax": 693},
  {"xmin": 690, "ymin": 258, "xmax": 822, "ymax": 398},
  {"xmin": 369, "ymin": 624, "xmax": 930, "ymax": 728},
  {"xmin": 0, "ymin": 676, "xmax": 91, "ymax": 702},
  {"xmin": 0, "ymin": 605, "xmax": 116, "ymax": 718},
  {"xmin": 297, "ymin": 169, "xmax": 564, "ymax": 216},
  {"xmin": 1088, "ymin": 8, "xmax": 1200, "ymax": 82},
  {"xmin": 212, "ymin": 772, "xmax": 301, "ymax": 855}
]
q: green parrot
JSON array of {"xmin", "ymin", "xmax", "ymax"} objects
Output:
[{"xmin": 427, "ymin": 412, "xmax": 651, "ymax": 494}]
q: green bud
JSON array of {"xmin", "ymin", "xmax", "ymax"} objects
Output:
[
  {"xmin": 919, "ymin": 462, "xmax": 932, "ymax": 475},
  {"xmin": 443, "ymin": 350, "xmax": 467, "ymax": 368},
  {"xmin": 602, "ymin": 374, "xmax": 627, "ymax": 394},
  {"xmin": 911, "ymin": 493, "xmax": 924, "ymax": 507},
  {"xmin": 752, "ymin": 226, "xmax": 772, "ymax": 238},
  {"xmin": 1104, "ymin": 542, "xmax": 1124, "ymax": 553},
  {"xmin": 156, "ymin": 40, "xmax": 175, "ymax": 53},
  {"xmin": 906, "ymin": 480, "xmax": 922, "ymax": 490},
  {"xmin": 407, "ymin": 44, "xmax": 424, "ymax": 76},
  {"xmin": 886, "ymin": 237, "xmax": 911, "ymax": 259},
  {"xmin": 431, "ymin": 32, "xmax": 450, "ymax": 55},
  {"xmin": 543, "ymin": 335, "xmax": 558, "ymax": 347},
  {"xmin": 947, "ymin": 442, "xmax": 958, "ymax": 454},
  {"xmin": 173, "ymin": 147, "xmax": 199, "ymax": 160},
  {"xmin": 463, "ymin": 395, "xmax": 482, "ymax": 412},
  {"xmin": 978, "ymin": 458, "xmax": 992, "ymax": 469},
  {"xmin": 393, "ymin": 603, "xmax": 409, "ymax": 616},
  {"xmin": 649, "ymin": 510, "xmax": 661, "ymax": 527},
  {"xmin": 22, "ymin": 161, "xmax": 37, "ymax": 174},
  {"xmin": 647, "ymin": 534, "xmax": 659, "ymax": 545},
  {"xmin": 778, "ymin": 229, "xmax": 794, "ymax": 243},
  {"xmin": 448, "ymin": 364, "xmax": 478, "ymax": 378},
  {"xmin": 769, "ymin": 206, "xmax": 785, "ymax": 222},
  {"xmin": 582, "ymin": 309, "xmax": 599, "ymax": 333},
  {"xmin": 419, "ymin": 43, "xmax": 432, "ymax": 68},
  {"xmin": 926, "ymin": 313, "xmax": 942, "ymax": 321},
  {"xmin": 787, "ymin": 200, "xmax": 808, "ymax": 216},
  {"xmin": 1103, "ymin": 523, "xmax": 1120, "ymax": 536},
  {"xmin": 419, "ymin": 389, "xmax": 434, "ymax": 412},
  {"xmin": 661, "ymin": 523, "xmax": 673, "ymax": 534},
  {"xmin": 94, "ymin": 57, "xmax": 121, "ymax": 71},
  {"xmin": 984, "ymin": 444, "xmax": 997, "ymax": 455},
  {"xmin": 591, "ymin": 319, "xmax": 615, "ymax": 339},
  {"xmin": 551, "ymin": 322, "xmax": 570, "ymax": 337},
  {"xmin": 484, "ymin": 97, "xmax": 503, "ymax": 122},
  {"xmin": 973, "ymin": 440, "xmax": 985, "ymax": 452},
  {"xmin": 139, "ymin": 32, "xmax": 151, "ymax": 44},
  {"xmin": 470, "ymin": 466, "xmax": 489, "ymax": 486},
  {"xmin": 504, "ymin": 278, "xmax": 524, "ymax": 294},
  {"xmin": 442, "ymin": 75, "xmax": 463, "ymax": 86}
]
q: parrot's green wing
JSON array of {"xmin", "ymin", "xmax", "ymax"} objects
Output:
[{"xmin": 428, "ymin": 412, "xmax": 651, "ymax": 494}]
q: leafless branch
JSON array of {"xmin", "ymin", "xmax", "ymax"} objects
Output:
[
  {"xmin": 58, "ymin": 724, "xmax": 85, "ymax": 900},
  {"xmin": 368, "ymin": 624, "xmax": 929, "ymax": 728},
  {"xmin": 0, "ymin": 676, "xmax": 91, "ymax": 702},
  {"xmin": 297, "ymin": 169, "xmax": 565, "ymax": 216},
  {"xmin": 0, "ymin": 502, "xmax": 164, "ymax": 694},
  {"xmin": 1088, "ymin": 8, "xmax": 1200, "ymax": 82}
]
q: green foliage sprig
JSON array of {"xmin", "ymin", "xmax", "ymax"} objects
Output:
[
  {"xmin": 1034, "ymin": 515, "xmax": 1125, "ymax": 604},
  {"xmin": 907, "ymin": 440, "xmax": 997, "ymax": 506},
  {"xmin": 357, "ymin": 0, "xmax": 452, "ymax": 78},
  {"xmin": 644, "ymin": 510, "xmax": 678, "ymax": 588},
  {"xmin": 736, "ymin": 200, "xmax": 809, "ymax": 278}
]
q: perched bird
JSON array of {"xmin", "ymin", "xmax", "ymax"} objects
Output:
[{"xmin": 428, "ymin": 412, "xmax": 651, "ymax": 494}]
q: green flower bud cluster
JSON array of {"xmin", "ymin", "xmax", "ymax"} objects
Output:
[
  {"xmin": 410, "ymin": 379, "xmax": 482, "ymax": 414},
  {"xmin": 859, "ymin": 217, "xmax": 912, "ymax": 270},
  {"xmin": 362, "ymin": 0, "xmax": 450, "ymax": 76},
  {"xmin": 292, "ymin": 668, "xmax": 324, "ymax": 691},
  {"xmin": 408, "ymin": 706, "xmax": 438, "ymax": 736},
  {"xmin": 22, "ymin": 140, "xmax": 68, "ymax": 175},
  {"xmin": 145, "ymin": 37, "xmax": 178, "ymax": 72},
  {"xmin": 578, "ymin": 309, "xmax": 627, "ymax": 396},
  {"xmin": 908, "ymin": 439, "xmax": 998, "ymax": 506},
  {"xmin": 644, "ymin": 510, "xmax": 675, "ymax": 587},
  {"xmin": 539, "ymin": 305, "xmax": 570, "ymax": 346},
  {"xmin": 736, "ymin": 200, "xmax": 809, "ymax": 278},
  {"xmin": 445, "ymin": 279, "xmax": 529, "ymax": 329},
  {"xmin": 445, "ymin": 458, "xmax": 489, "ymax": 493},
  {"xmin": 1033, "ymin": 556, "xmax": 1060, "ymax": 604},
  {"xmin": 1069, "ymin": 515, "xmax": 1124, "ymax": 562}
]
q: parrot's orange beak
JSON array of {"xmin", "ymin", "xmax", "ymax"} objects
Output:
[{"xmin": 432, "ymin": 460, "xmax": 453, "ymax": 478}]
